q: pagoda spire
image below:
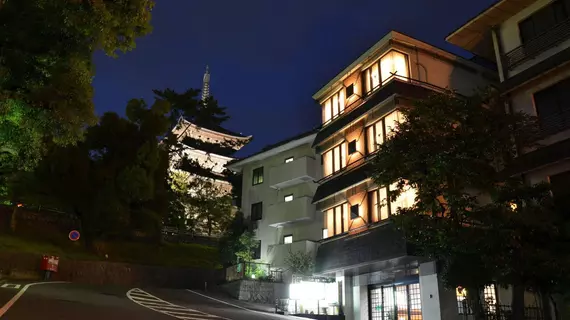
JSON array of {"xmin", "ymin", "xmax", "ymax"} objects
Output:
[{"xmin": 201, "ymin": 65, "xmax": 210, "ymax": 102}]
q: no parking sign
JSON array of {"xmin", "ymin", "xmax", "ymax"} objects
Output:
[{"xmin": 69, "ymin": 230, "xmax": 80, "ymax": 241}]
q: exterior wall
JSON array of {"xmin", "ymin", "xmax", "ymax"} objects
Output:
[
  {"xmin": 498, "ymin": 0, "xmax": 570, "ymax": 78},
  {"xmin": 510, "ymin": 64, "xmax": 570, "ymax": 151},
  {"xmin": 318, "ymin": 34, "xmax": 492, "ymax": 125},
  {"xmin": 238, "ymin": 140, "xmax": 323, "ymax": 266}
]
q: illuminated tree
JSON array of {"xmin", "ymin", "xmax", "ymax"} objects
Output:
[{"xmin": 0, "ymin": 0, "xmax": 154, "ymax": 190}]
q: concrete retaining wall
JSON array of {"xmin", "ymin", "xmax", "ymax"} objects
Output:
[{"xmin": 0, "ymin": 252, "xmax": 222, "ymax": 288}]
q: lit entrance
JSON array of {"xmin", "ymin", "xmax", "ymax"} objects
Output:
[{"xmin": 369, "ymin": 283, "xmax": 422, "ymax": 320}]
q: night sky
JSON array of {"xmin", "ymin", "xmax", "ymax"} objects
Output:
[{"xmin": 92, "ymin": 0, "xmax": 495, "ymax": 157}]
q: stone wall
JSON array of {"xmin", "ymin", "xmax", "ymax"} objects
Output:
[{"xmin": 0, "ymin": 252, "xmax": 222, "ymax": 289}]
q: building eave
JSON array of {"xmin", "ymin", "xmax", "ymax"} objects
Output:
[
  {"xmin": 178, "ymin": 118, "xmax": 252, "ymax": 141},
  {"xmin": 314, "ymin": 30, "xmax": 496, "ymax": 102},
  {"xmin": 227, "ymin": 132, "xmax": 318, "ymax": 172},
  {"xmin": 446, "ymin": 0, "xmax": 536, "ymax": 52}
]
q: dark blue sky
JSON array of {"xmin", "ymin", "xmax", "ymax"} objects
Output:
[{"xmin": 93, "ymin": 0, "xmax": 494, "ymax": 157}]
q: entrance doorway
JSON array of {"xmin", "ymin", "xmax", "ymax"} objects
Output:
[{"xmin": 369, "ymin": 282, "xmax": 422, "ymax": 320}]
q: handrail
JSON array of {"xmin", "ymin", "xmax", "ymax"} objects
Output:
[{"xmin": 504, "ymin": 17, "xmax": 570, "ymax": 70}]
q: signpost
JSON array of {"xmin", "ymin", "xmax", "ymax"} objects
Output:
[{"xmin": 69, "ymin": 230, "xmax": 80, "ymax": 242}]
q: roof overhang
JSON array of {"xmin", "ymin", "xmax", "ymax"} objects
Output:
[
  {"xmin": 446, "ymin": 0, "xmax": 536, "ymax": 54},
  {"xmin": 177, "ymin": 117, "xmax": 252, "ymax": 142},
  {"xmin": 227, "ymin": 133, "xmax": 317, "ymax": 172}
]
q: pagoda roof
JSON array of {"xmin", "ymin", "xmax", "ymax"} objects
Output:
[{"xmin": 177, "ymin": 118, "xmax": 252, "ymax": 141}]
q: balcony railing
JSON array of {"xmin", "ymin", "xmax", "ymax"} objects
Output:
[
  {"xmin": 504, "ymin": 18, "xmax": 570, "ymax": 70},
  {"xmin": 321, "ymin": 76, "xmax": 448, "ymax": 128}
]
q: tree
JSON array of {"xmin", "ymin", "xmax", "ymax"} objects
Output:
[
  {"xmin": 285, "ymin": 251, "xmax": 315, "ymax": 276},
  {"xmin": 0, "ymin": 0, "xmax": 154, "ymax": 188},
  {"xmin": 169, "ymin": 171, "xmax": 234, "ymax": 236},
  {"xmin": 370, "ymin": 88, "xmax": 570, "ymax": 318},
  {"xmin": 155, "ymin": 88, "xmax": 250, "ymax": 236},
  {"xmin": 235, "ymin": 231, "xmax": 260, "ymax": 263},
  {"xmin": 6, "ymin": 98, "xmax": 171, "ymax": 246}
]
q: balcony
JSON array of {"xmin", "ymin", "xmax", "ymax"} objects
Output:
[
  {"xmin": 504, "ymin": 18, "xmax": 570, "ymax": 71},
  {"xmin": 269, "ymin": 156, "xmax": 318, "ymax": 189},
  {"xmin": 266, "ymin": 196, "xmax": 315, "ymax": 227},
  {"xmin": 267, "ymin": 240, "xmax": 318, "ymax": 269},
  {"xmin": 314, "ymin": 221, "xmax": 416, "ymax": 276}
]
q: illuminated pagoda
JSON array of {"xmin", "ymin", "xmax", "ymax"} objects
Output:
[{"xmin": 169, "ymin": 66, "xmax": 251, "ymax": 233}]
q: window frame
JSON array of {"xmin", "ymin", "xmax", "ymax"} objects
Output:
[
  {"xmin": 348, "ymin": 140, "xmax": 357, "ymax": 155},
  {"xmin": 362, "ymin": 50, "xmax": 410, "ymax": 95},
  {"xmin": 518, "ymin": 0, "xmax": 569, "ymax": 44},
  {"xmin": 366, "ymin": 109, "xmax": 402, "ymax": 154},
  {"xmin": 322, "ymin": 89, "xmax": 346, "ymax": 124},
  {"xmin": 532, "ymin": 77, "xmax": 570, "ymax": 136},
  {"xmin": 323, "ymin": 142, "xmax": 347, "ymax": 177},
  {"xmin": 252, "ymin": 166, "xmax": 264, "ymax": 185},
  {"xmin": 251, "ymin": 202, "xmax": 263, "ymax": 221},
  {"xmin": 367, "ymin": 187, "xmax": 391, "ymax": 223},
  {"xmin": 325, "ymin": 203, "xmax": 348, "ymax": 237}
]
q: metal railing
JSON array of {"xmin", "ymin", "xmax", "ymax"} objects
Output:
[
  {"xmin": 321, "ymin": 76, "xmax": 448, "ymax": 128},
  {"xmin": 459, "ymin": 304, "xmax": 543, "ymax": 320},
  {"xmin": 504, "ymin": 18, "xmax": 570, "ymax": 70},
  {"xmin": 224, "ymin": 262, "xmax": 283, "ymax": 283}
]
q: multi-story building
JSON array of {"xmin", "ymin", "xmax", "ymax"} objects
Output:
[
  {"xmin": 447, "ymin": 0, "xmax": 570, "ymax": 317},
  {"xmin": 227, "ymin": 129, "xmax": 322, "ymax": 266},
  {"xmin": 227, "ymin": 129, "xmax": 342, "ymax": 314},
  {"xmin": 310, "ymin": 31, "xmax": 495, "ymax": 320},
  {"xmin": 447, "ymin": 0, "xmax": 570, "ymax": 213}
]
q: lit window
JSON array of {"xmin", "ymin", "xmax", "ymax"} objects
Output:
[
  {"xmin": 366, "ymin": 120, "xmax": 384, "ymax": 153},
  {"xmin": 325, "ymin": 203, "xmax": 349, "ymax": 237},
  {"xmin": 284, "ymin": 235, "xmax": 293, "ymax": 244},
  {"xmin": 390, "ymin": 182, "xmax": 416, "ymax": 215},
  {"xmin": 285, "ymin": 157, "xmax": 294, "ymax": 163},
  {"xmin": 364, "ymin": 50, "xmax": 409, "ymax": 94},
  {"xmin": 322, "ymin": 228, "xmax": 328, "ymax": 239},
  {"xmin": 322, "ymin": 90, "xmax": 346, "ymax": 124},
  {"xmin": 368, "ymin": 187, "xmax": 389, "ymax": 222},
  {"xmin": 384, "ymin": 110, "xmax": 404, "ymax": 140},
  {"xmin": 252, "ymin": 167, "xmax": 264, "ymax": 185},
  {"xmin": 284, "ymin": 194, "xmax": 293, "ymax": 202},
  {"xmin": 323, "ymin": 143, "xmax": 347, "ymax": 177}
]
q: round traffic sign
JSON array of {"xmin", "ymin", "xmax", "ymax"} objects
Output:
[{"xmin": 69, "ymin": 230, "xmax": 80, "ymax": 241}]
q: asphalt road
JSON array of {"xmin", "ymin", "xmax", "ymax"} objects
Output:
[{"xmin": 0, "ymin": 282, "xmax": 295, "ymax": 320}]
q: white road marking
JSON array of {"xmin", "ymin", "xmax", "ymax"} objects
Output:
[
  {"xmin": 185, "ymin": 290, "xmax": 258, "ymax": 313},
  {"xmin": 0, "ymin": 281, "xmax": 69, "ymax": 318},
  {"xmin": 0, "ymin": 284, "xmax": 21, "ymax": 289},
  {"xmin": 127, "ymin": 288, "xmax": 229, "ymax": 320}
]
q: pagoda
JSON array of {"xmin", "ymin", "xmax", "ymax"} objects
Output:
[{"xmin": 170, "ymin": 66, "xmax": 250, "ymax": 205}]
